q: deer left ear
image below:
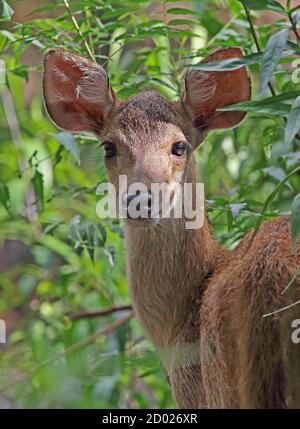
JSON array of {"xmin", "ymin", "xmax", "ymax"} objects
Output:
[
  {"xmin": 43, "ymin": 49, "xmax": 116, "ymax": 135},
  {"xmin": 182, "ymin": 47, "xmax": 251, "ymax": 134}
]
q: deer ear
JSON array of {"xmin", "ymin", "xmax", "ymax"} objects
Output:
[
  {"xmin": 183, "ymin": 47, "xmax": 251, "ymax": 134},
  {"xmin": 43, "ymin": 49, "xmax": 115, "ymax": 134}
]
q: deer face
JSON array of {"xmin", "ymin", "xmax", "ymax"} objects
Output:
[{"xmin": 43, "ymin": 48, "xmax": 250, "ymax": 227}]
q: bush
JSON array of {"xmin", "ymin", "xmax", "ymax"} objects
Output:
[{"xmin": 0, "ymin": 0, "xmax": 299, "ymax": 409}]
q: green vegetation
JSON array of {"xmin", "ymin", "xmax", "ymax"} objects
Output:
[{"xmin": 0, "ymin": 0, "xmax": 299, "ymax": 408}]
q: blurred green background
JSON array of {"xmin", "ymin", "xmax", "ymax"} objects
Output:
[{"xmin": 0, "ymin": 0, "xmax": 299, "ymax": 408}]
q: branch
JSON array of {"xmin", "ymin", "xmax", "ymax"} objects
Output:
[
  {"xmin": 63, "ymin": 0, "xmax": 95, "ymax": 61},
  {"xmin": 0, "ymin": 312, "xmax": 134, "ymax": 392},
  {"xmin": 69, "ymin": 305, "xmax": 133, "ymax": 320},
  {"xmin": 288, "ymin": 13, "xmax": 300, "ymax": 44}
]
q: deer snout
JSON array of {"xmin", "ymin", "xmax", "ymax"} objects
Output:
[{"xmin": 122, "ymin": 190, "xmax": 153, "ymax": 219}]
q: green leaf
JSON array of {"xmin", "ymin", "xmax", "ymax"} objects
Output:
[
  {"xmin": 31, "ymin": 170, "xmax": 44, "ymax": 208},
  {"xmin": 285, "ymin": 96, "xmax": 300, "ymax": 145},
  {"xmin": 291, "ymin": 194, "xmax": 300, "ymax": 251},
  {"xmin": 1, "ymin": 0, "xmax": 14, "ymax": 19},
  {"xmin": 219, "ymin": 101, "xmax": 291, "ymax": 116},
  {"xmin": 188, "ymin": 53, "xmax": 262, "ymax": 71},
  {"xmin": 240, "ymin": 0, "xmax": 285, "ymax": 13},
  {"xmin": 54, "ymin": 132, "xmax": 81, "ymax": 165},
  {"xmin": 0, "ymin": 183, "xmax": 11, "ymax": 214},
  {"xmin": 166, "ymin": 8, "xmax": 198, "ymax": 15},
  {"xmin": 219, "ymin": 91, "xmax": 300, "ymax": 116},
  {"xmin": 259, "ymin": 28, "xmax": 289, "ymax": 95},
  {"xmin": 168, "ymin": 19, "xmax": 198, "ymax": 26}
]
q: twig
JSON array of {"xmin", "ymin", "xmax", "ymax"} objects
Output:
[
  {"xmin": 288, "ymin": 13, "xmax": 300, "ymax": 44},
  {"xmin": 0, "ymin": 312, "xmax": 134, "ymax": 392},
  {"xmin": 63, "ymin": 0, "xmax": 95, "ymax": 61},
  {"xmin": 242, "ymin": 4, "xmax": 276, "ymax": 97},
  {"xmin": 281, "ymin": 265, "xmax": 300, "ymax": 294},
  {"xmin": 263, "ymin": 299, "xmax": 300, "ymax": 318},
  {"xmin": 244, "ymin": 164, "xmax": 300, "ymax": 253},
  {"xmin": 69, "ymin": 305, "xmax": 133, "ymax": 320}
]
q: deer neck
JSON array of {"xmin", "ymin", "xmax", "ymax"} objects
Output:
[{"xmin": 124, "ymin": 159, "xmax": 221, "ymax": 360}]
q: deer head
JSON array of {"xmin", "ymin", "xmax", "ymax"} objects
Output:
[{"xmin": 43, "ymin": 47, "xmax": 251, "ymax": 227}]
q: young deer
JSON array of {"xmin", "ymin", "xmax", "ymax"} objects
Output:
[{"xmin": 43, "ymin": 47, "xmax": 300, "ymax": 409}]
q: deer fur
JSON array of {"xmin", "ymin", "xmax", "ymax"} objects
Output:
[{"xmin": 43, "ymin": 47, "xmax": 300, "ymax": 409}]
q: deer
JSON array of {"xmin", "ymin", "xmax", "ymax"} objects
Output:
[{"xmin": 43, "ymin": 47, "xmax": 300, "ymax": 409}]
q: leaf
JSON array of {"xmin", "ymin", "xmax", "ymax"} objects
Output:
[
  {"xmin": 1, "ymin": 0, "xmax": 14, "ymax": 19},
  {"xmin": 188, "ymin": 52, "xmax": 262, "ymax": 71},
  {"xmin": 285, "ymin": 96, "xmax": 300, "ymax": 145},
  {"xmin": 54, "ymin": 132, "xmax": 81, "ymax": 165},
  {"xmin": 264, "ymin": 166, "xmax": 286, "ymax": 182},
  {"xmin": 167, "ymin": 8, "xmax": 199, "ymax": 15},
  {"xmin": 219, "ymin": 101, "xmax": 291, "ymax": 116},
  {"xmin": 291, "ymin": 194, "xmax": 300, "ymax": 251},
  {"xmin": 240, "ymin": 0, "xmax": 285, "ymax": 13},
  {"xmin": 31, "ymin": 170, "xmax": 44, "ymax": 208},
  {"xmin": 259, "ymin": 28, "xmax": 289, "ymax": 95},
  {"xmin": 150, "ymin": 77, "xmax": 178, "ymax": 93},
  {"xmin": 0, "ymin": 183, "xmax": 11, "ymax": 214},
  {"xmin": 219, "ymin": 91, "xmax": 300, "ymax": 116},
  {"xmin": 168, "ymin": 19, "xmax": 198, "ymax": 26}
]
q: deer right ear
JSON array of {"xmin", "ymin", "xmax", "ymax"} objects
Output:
[
  {"xmin": 43, "ymin": 49, "xmax": 115, "ymax": 134},
  {"xmin": 183, "ymin": 47, "xmax": 251, "ymax": 137}
]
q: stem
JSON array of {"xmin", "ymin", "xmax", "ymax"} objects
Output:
[
  {"xmin": 288, "ymin": 13, "xmax": 300, "ymax": 44},
  {"xmin": 63, "ymin": 0, "xmax": 95, "ymax": 61},
  {"xmin": 244, "ymin": 164, "xmax": 300, "ymax": 253},
  {"xmin": 69, "ymin": 305, "xmax": 133, "ymax": 320},
  {"xmin": 291, "ymin": 5, "xmax": 300, "ymax": 13},
  {"xmin": 243, "ymin": 4, "xmax": 276, "ymax": 97}
]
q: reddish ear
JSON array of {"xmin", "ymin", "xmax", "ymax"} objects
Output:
[
  {"xmin": 183, "ymin": 47, "xmax": 251, "ymax": 134},
  {"xmin": 43, "ymin": 49, "xmax": 115, "ymax": 134}
]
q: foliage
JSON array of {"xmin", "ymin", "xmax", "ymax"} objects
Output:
[{"xmin": 0, "ymin": 0, "xmax": 299, "ymax": 409}]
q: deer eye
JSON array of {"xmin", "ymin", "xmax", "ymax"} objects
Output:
[
  {"xmin": 171, "ymin": 142, "xmax": 187, "ymax": 157},
  {"xmin": 103, "ymin": 141, "xmax": 116, "ymax": 159}
]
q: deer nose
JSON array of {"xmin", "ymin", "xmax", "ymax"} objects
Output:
[{"xmin": 122, "ymin": 190, "xmax": 152, "ymax": 218}]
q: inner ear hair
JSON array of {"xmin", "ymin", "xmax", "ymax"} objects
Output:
[{"xmin": 43, "ymin": 49, "xmax": 115, "ymax": 134}]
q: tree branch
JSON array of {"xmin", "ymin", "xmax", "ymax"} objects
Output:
[{"xmin": 69, "ymin": 305, "xmax": 133, "ymax": 320}]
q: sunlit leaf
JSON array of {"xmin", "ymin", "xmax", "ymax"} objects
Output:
[{"xmin": 1, "ymin": 0, "xmax": 14, "ymax": 19}]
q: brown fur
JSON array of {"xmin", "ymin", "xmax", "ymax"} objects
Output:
[{"xmin": 43, "ymin": 47, "xmax": 300, "ymax": 409}]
